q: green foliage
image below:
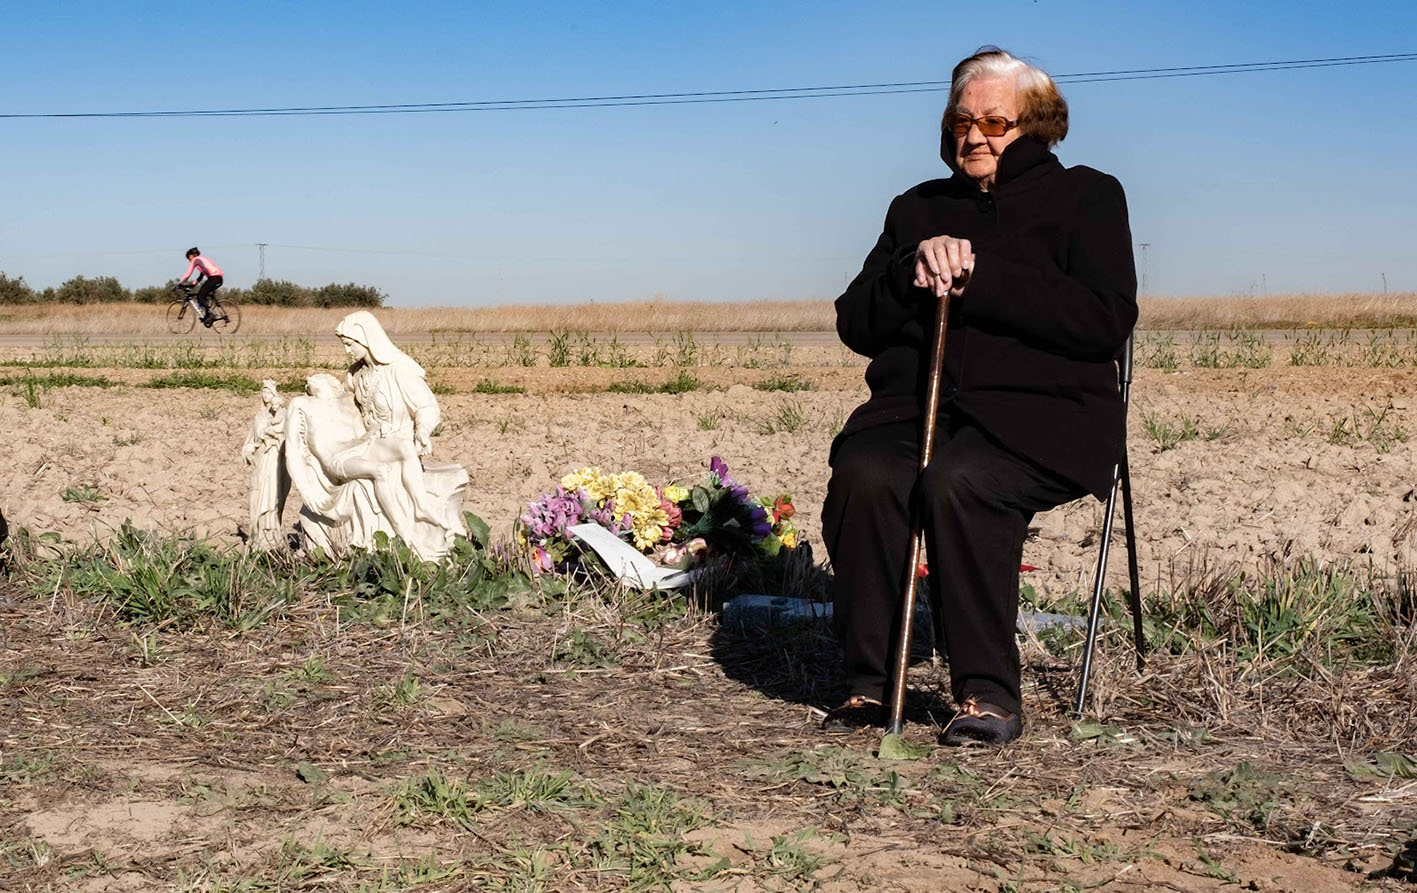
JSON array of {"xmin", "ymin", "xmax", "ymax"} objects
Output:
[
  {"xmin": 0, "ymin": 371, "xmax": 115, "ymax": 389},
  {"xmin": 505, "ymin": 335, "xmax": 538, "ymax": 367},
  {"xmin": 608, "ymin": 379, "xmax": 655, "ymax": 394},
  {"xmin": 231, "ymin": 279, "xmax": 385, "ymax": 307},
  {"xmin": 1190, "ymin": 329, "xmax": 1273, "ymax": 368},
  {"xmin": 754, "ymin": 374, "xmax": 812, "ymax": 392},
  {"xmin": 473, "ymin": 378, "xmax": 526, "ymax": 395},
  {"xmin": 0, "ymin": 275, "xmax": 385, "ymax": 307},
  {"xmin": 60, "ymin": 484, "xmax": 105, "ymax": 504},
  {"xmin": 658, "ymin": 369, "xmax": 701, "ymax": 394},
  {"xmin": 328, "ymin": 528, "xmax": 533, "ymax": 625},
  {"xmin": 131, "ymin": 284, "xmax": 170, "ymax": 304},
  {"xmin": 878, "ymin": 733, "xmax": 930, "ymax": 761},
  {"xmin": 1137, "ymin": 332, "xmax": 1179, "ymax": 370},
  {"xmin": 546, "ymin": 330, "xmax": 572, "ymax": 368},
  {"xmin": 1090, "ymin": 558, "xmax": 1407, "ymax": 672},
  {"xmin": 1188, "ymin": 762, "xmax": 1285, "ymax": 828},
  {"xmin": 1287, "ymin": 328, "xmax": 1347, "ymax": 366},
  {"xmin": 1346, "ymin": 752, "xmax": 1417, "ymax": 781},
  {"xmin": 0, "ymin": 272, "xmax": 37, "ymax": 304},
  {"xmin": 552, "ymin": 628, "xmax": 617, "ymax": 668},
  {"xmin": 1325, "ymin": 403, "xmax": 1407, "ymax": 453},
  {"xmin": 758, "ymin": 398, "xmax": 807, "ymax": 434},
  {"xmin": 55, "ymin": 275, "xmax": 128, "ymax": 305},
  {"xmin": 758, "ymin": 830, "xmax": 827, "ymax": 886},
  {"xmin": 144, "ymin": 371, "xmax": 261, "ymax": 394},
  {"xmin": 1141, "ymin": 410, "xmax": 1199, "ymax": 451},
  {"xmin": 15, "ymin": 512, "xmax": 527, "ymax": 632},
  {"xmin": 47, "ymin": 524, "xmax": 297, "ymax": 628}
]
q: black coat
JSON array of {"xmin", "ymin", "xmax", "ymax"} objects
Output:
[{"xmin": 834, "ymin": 136, "xmax": 1137, "ymax": 500}]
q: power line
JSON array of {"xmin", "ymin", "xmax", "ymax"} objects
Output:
[{"xmin": 3, "ymin": 52, "xmax": 1413, "ymax": 119}]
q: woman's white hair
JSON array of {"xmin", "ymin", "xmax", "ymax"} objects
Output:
[{"xmin": 943, "ymin": 46, "xmax": 1069, "ymax": 147}]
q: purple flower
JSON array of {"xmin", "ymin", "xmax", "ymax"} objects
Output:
[
  {"xmin": 587, "ymin": 498, "xmax": 627, "ymax": 535},
  {"xmin": 747, "ymin": 502, "xmax": 773, "ymax": 538},
  {"xmin": 519, "ymin": 486, "xmax": 586, "ymax": 543},
  {"xmin": 709, "ymin": 455, "xmax": 730, "ymax": 482}
]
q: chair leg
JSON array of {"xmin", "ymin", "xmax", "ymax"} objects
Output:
[
  {"xmin": 1119, "ymin": 451, "xmax": 1145, "ymax": 671},
  {"xmin": 1074, "ymin": 464, "xmax": 1120, "ymax": 717}
]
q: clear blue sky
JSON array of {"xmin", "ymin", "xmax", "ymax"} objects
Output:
[{"xmin": 2, "ymin": 1, "xmax": 1414, "ymax": 306}]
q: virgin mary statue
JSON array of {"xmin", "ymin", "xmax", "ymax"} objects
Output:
[{"xmin": 281, "ymin": 312, "xmax": 468, "ymax": 560}]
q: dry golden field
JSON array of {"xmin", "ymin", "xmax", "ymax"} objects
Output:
[
  {"xmin": 1, "ymin": 290, "xmax": 1416, "ymax": 336},
  {"xmin": 3, "ymin": 304, "xmax": 1416, "ymax": 890}
]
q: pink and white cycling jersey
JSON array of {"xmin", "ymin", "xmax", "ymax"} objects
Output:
[{"xmin": 180, "ymin": 255, "xmax": 223, "ymax": 282}]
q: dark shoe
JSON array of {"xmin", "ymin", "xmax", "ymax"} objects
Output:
[
  {"xmin": 940, "ymin": 697, "xmax": 1022, "ymax": 747},
  {"xmin": 821, "ymin": 695, "xmax": 883, "ymax": 732}
]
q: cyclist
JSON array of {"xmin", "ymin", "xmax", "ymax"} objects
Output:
[{"xmin": 178, "ymin": 247, "xmax": 224, "ymax": 326}]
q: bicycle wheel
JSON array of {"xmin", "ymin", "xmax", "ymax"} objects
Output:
[
  {"xmin": 209, "ymin": 298, "xmax": 241, "ymax": 335},
  {"xmin": 166, "ymin": 299, "xmax": 195, "ymax": 334}
]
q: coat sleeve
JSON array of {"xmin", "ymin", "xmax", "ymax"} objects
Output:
[
  {"xmin": 834, "ymin": 195, "xmax": 926, "ymax": 358},
  {"xmin": 960, "ymin": 174, "xmax": 1137, "ymax": 358}
]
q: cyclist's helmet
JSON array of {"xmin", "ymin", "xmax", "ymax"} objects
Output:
[{"xmin": 185, "ymin": 247, "xmax": 200, "ymax": 258}]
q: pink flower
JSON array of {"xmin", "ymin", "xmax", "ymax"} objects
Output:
[{"xmin": 660, "ymin": 496, "xmax": 683, "ymax": 541}]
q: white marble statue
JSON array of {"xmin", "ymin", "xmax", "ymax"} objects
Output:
[
  {"xmin": 261, "ymin": 311, "xmax": 468, "ymax": 561},
  {"xmin": 241, "ymin": 379, "xmax": 290, "ymax": 551}
]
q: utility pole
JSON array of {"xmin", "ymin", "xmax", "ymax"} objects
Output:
[
  {"xmin": 257, "ymin": 243, "xmax": 268, "ymax": 281},
  {"xmin": 1383, "ymin": 272, "xmax": 1388, "ymax": 294},
  {"xmin": 1138, "ymin": 242, "xmax": 1151, "ymax": 295}
]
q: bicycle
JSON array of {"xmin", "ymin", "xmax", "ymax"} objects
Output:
[{"xmin": 166, "ymin": 282, "xmax": 241, "ymax": 335}]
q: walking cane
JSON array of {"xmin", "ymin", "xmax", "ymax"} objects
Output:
[{"xmin": 884, "ymin": 287, "xmax": 953, "ymax": 736}]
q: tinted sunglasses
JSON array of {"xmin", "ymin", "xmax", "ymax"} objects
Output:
[{"xmin": 946, "ymin": 114, "xmax": 1019, "ymax": 138}]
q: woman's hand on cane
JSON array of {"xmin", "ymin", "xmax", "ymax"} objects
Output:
[{"xmin": 914, "ymin": 236, "xmax": 974, "ymax": 298}]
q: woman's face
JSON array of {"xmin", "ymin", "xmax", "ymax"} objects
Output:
[
  {"xmin": 952, "ymin": 75, "xmax": 1024, "ymax": 189},
  {"xmin": 339, "ymin": 335, "xmax": 369, "ymax": 363}
]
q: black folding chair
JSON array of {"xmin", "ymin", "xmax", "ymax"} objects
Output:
[{"xmin": 1073, "ymin": 333, "xmax": 1146, "ymax": 715}]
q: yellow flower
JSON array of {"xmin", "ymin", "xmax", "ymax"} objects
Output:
[
  {"xmin": 781, "ymin": 527, "xmax": 798, "ymax": 549},
  {"xmin": 662, "ymin": 484, "xmax": 689, "ymax": 504}
]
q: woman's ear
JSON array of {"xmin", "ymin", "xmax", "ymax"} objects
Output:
[{"xmin": 939, "ymin": 120, "xmax": 960, "ymax": 172}]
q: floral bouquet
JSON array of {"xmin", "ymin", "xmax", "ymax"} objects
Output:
[{"xmin": 517, "ymin": 455, "xmax": 798, "ymax": 576}]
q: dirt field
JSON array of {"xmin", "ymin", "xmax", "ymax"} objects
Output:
[{"xmin": 3, "ymin": 327, "xmax": 1416, "ymax": 890}]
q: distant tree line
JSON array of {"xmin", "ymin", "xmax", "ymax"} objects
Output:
[{"xmin": 0, "ymin": 273, "xmax": 385, "ymax": 307}]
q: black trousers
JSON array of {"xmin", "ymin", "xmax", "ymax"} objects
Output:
[
  {"xmin": 195, "ymin": 275, "xmax": 223, "ymax": 311},
  {"xmin": 822, "ymin": 416, "xmax": 1085, "ymax": 714}
]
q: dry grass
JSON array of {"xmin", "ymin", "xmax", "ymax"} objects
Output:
[
  {"xmin": 0, "ymin": 299, "xmax": 837, "ymax": 337},
  {"xmin": 4, "ymin": 292, "xmax": 1417, "ymax": 337},
  {"xmin": 1139, "ymin": 292, "xmax": 1417, "ymax": 330}
]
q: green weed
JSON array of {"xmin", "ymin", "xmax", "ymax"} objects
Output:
[
  {"xmin": 145, "ymin": 371, "xmax": 260, "ymax": 394},
  {"xmin": 608, "ymin": 379, "xmax": 655, "ymax": 395},
  {"xmin": 1326, "ymin": 403, "xmax": 1407, "ymax": 453},
  {"xmin": 546, "ymin": 330, "xmax": 572, "ymax": 368},
  {"xmin": 658, "ymin": 369, "xmax": 702, "ymax": 394},
  {"xmin": 1137, "ymin": 332, "xmax": 1179, "ymax": 370},
  {"xmin": 1141, "ymin": 410, "xmax": 1199, "ymax": 451},
  {"xmin": 755, "ymin": 374, "xmax": 811, "ymax": 392},
  {"xmin": 60, "ymin": 483, "xmax": 105, "ymax": 504},
  {"xmin": 758, "ymin": 398, "xmax": 807, "ymax": 434},
  {"xmin": 552, "ymin": 628, "xmax": 617, "ymax": 668},
  {"xmin": 0, "ymin": 371, "xmax": 116, "ymax": 389},
  {"xmin": 505, "ymin": 334, "xmax": 537, "ymax": 367},
  {"xmin": 475, "ymin": 378, "xmax": 527, "ymax": 395}
]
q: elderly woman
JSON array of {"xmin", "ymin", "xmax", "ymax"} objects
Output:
[{"xmin": 823, "ymin": 47, "xmax": 1137, "ymax": 745}]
